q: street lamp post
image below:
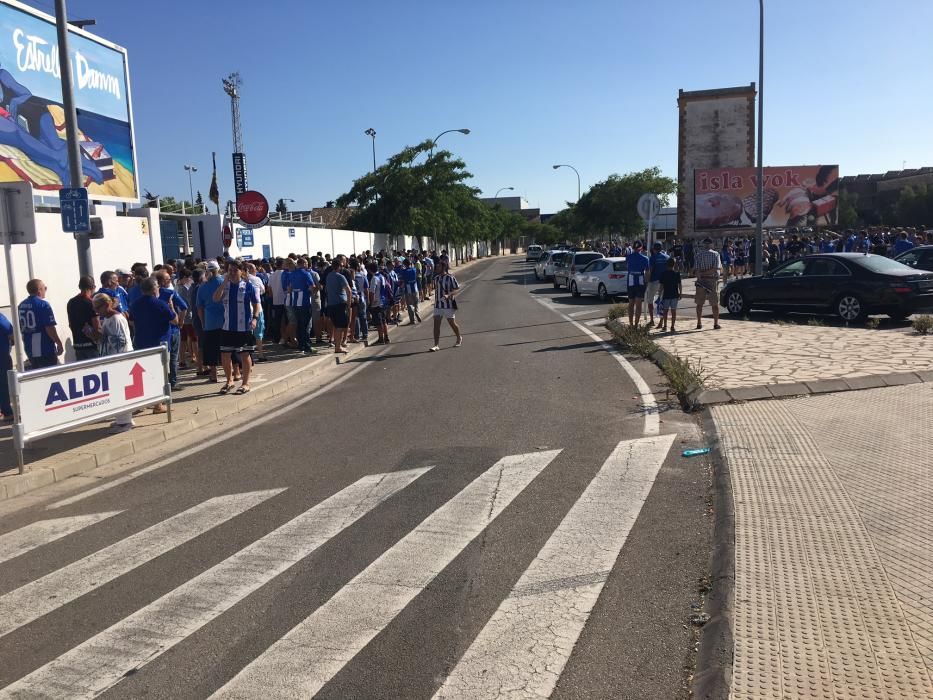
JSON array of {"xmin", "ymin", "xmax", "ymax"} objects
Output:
[
  {"xmin": 429, "ymin": 128, "xmax": 470, "ymax": 156},
  {"xmin": 494, "ymin": 186, "xmax": 515, "ymax": 256},
  {"xmin": 364, "ymin": 128, "xmax": 376, "ymax": 172},
  {"xmin": 179, "ymin": 164, "xmax": 197, "ymax": 255},
  {"xmin": 755, "ymin": 0, "xmax": 765, "ymax": 276},
  {"xmin": 184, "ymin": 164, "xmax": 198, "ymax": 212},
  {"xmin": 552, "ymin": 164, "xmax": 581, "ymax": 202}
]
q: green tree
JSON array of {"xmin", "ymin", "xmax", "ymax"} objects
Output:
[
  {"xmin": 545, "ymin": 205, "xmax": 579, "ymax": 242},
  {"xmin": 337, "ymin": 140, "xmax": 492, "ymax": 250},
  {"xmin": 572, "ymin": 167, "xmax": 677, "ymax": 239},
  {"xmin": 836, "ymin": 189, "xmax": 859, "ymax": 229},
  {"xmin": 896, "ymin": 185, "xmax": 932, "ymax": 228}
]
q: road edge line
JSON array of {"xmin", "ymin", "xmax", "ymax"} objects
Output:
[{"xmin": 691, "ymin": 408, "xmax": 735, "ymax": 700}]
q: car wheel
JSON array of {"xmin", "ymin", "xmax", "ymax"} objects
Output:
[
  {"xmin": 836, "ymin": 294, "xmax": 865, "ymax": 322},
  {"xmin": 598, "ymin": 284, "xmax": 609, "ymax": 302},
  {"xmin": 570, "ymin": 282, "xmax": 580, "ymax": 297},
  {"xmin": 725, "ymin": 290, "xmax": 747, "ymax": 316},
  {"xmin": 534, "ymin": 270, "xmax": 541, "ymax": 280}
]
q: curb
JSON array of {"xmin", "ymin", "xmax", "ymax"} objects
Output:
[
  {"xmin": 0, "ymin": 255, "xmax": 498, "ymax": 502},
  {"xmin": 687, "ymin": 369, "xmax": 933, "ymax": 407},
  {"xmin": 691, "ymin": 408, "xmax": 736, "ymax": 700}
]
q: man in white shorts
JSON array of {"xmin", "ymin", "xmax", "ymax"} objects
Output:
[{"xmin": 430, "ymin": 260, "xmax": 463, "ymax": 352}]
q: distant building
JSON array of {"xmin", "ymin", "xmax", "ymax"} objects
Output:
[
  {"xmin": 480, "ymin": 196, "xmax": 540, "ymax": 223},
  {"xmin": 838, "ymin": 168, "xmax": 933, "ymax": 225},
  {"xmin": 677, "ymin": 84, "xmax": 756, "ymax": 239}
]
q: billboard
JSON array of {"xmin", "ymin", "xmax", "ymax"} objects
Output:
[
  {"xmin": 0, "ymin": 0, "xmax": 137, "ymax": 201},
  {"xmin": 694, "ymin": 165, "xmax": 839, "ymax": 230},
  {"xmin": 677, "ymin": 85, "xmax": 757, "ymax": 239}
]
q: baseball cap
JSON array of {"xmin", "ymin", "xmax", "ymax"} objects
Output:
[
  {"xmin": 207, "ymin": 260, "xmax": 220, "ymax": 270},
  {"xmin": 114, "ymin": 268, "xmax": 130, "ymax": 276},
  {"xmin": 633, "ymin": 240, "xmax": 643, "ymax": 249},
  {"xmin": 652, "ymin": 241, "xmax": 662, "ymax": 250},
  {"xmin": 702, "ymin": 237, "xmax": 714, "ymax": 244}
]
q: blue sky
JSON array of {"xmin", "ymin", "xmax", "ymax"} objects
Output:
[{"xmin": 21, "ymin": 0, "xmax": 933, "ymax": 213}]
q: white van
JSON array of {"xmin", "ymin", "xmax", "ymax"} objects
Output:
[{"xmin": 525, "ymin": 244, "xmax": 544, "ymax": 261}]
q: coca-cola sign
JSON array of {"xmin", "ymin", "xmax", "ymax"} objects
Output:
[{"xmin": 235, "ymin": 190, "xmax": 269, "ymax": 226}]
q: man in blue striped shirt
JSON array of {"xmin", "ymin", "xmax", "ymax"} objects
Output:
[
  {"xmin": 429, "ymin": 260, "xmax": 463, "ymax": 352},
  {"xmin": 212, "ymin": 261, "xmax": 261, "ymax": 395}
]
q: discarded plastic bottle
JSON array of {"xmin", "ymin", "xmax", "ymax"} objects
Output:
[{"xmin": 682, "ymin": 448, "xmax": 711, "ymax": 457}]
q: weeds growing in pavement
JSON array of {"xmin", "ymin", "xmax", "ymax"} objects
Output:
[
  {"xmin": 607, "ymin": 303, "xmax": 629, "ymax": 322},
  {"xmin": 770, "ymin": 318, "xmax": 792, "ymax": 326},
  {"xmin": 660, "ymin": 355, "xmax": 711, "ymax": 398},
  {"xmin": 607, "ymin": 319, "xmax": 707, "ymax": 408},
  {"xmin": 865, "ymin": 318, "xmax": 881, "ymax": 330},
  {"xmin": 806, "ymin": 317, "xmax": 826, "ymax": 327},
  {"xmin": 912, "ymin": 315, "xmax": 933, "ymax": 335}
]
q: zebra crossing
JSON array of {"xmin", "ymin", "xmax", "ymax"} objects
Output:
[{"xmin": 0, "ymin": 435, "xmax": 674, "ymax": 699}]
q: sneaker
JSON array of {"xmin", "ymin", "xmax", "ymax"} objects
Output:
[
  {"xmin": 455, "ymin": 337, "xmax": 463, "ymax": 347},
  {"xmin": 429, "ymin": 345, "xmax": 440, "ymax": 352}
]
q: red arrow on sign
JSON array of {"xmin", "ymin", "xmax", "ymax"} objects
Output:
[{"xmin": 124, "ymin": 362, "xmax": 145, "ymax": 400}]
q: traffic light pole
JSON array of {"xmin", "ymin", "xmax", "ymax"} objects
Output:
[{"xmin": 55, "ymin": 0, "xmax": 93, "ymax": 278}]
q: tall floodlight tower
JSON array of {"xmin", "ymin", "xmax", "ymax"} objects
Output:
[{"xmin": 223, "ymin": 72, "xmax": 248, "ymax": 195}]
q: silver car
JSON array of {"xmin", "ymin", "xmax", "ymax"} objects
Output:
[
  {"xmin": 535, "ymin": 250, "xmax": 567, "ymax": 281},
  {"xmin": 553, "ymin": 251, "xmax": 604, "ymax": 289}
]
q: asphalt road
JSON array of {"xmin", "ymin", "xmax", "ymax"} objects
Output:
[{"xmin": 0, "ymin": 256, "xmax": 711, "ymax": 699}]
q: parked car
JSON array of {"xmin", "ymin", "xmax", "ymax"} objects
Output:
[
  {"xmin": 525, "ymin": 244, "xmax": 544, "ymax": 261},
  {"xmin": 536, "ymin": 250, "xmax": 568, "ymax": 281},
  {"xmin": 553, "ymin": 251, "xmax": 604, "ymax": 289},
  {"xmin": 720, "ymin": 253, "xmax": 933, "ymax": 321},
  {"xmin": 894, "ymin": 245, "xmax": 933, "ymax": 272},
  {"xmin": 570, "ymin": 257, "xmax": 628, "ymax": 301}
]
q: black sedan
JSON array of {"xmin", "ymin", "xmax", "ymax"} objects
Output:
[
  {"xmin": 894, "ymin": 244, "xmax": 933, "ymax": 272},
  {"xmin": 720, "ymin": 253, "xmax": 933, "ymax": 321}
]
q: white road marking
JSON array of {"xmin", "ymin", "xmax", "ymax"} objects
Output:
[
  {"xmin": 212, "ymin": 450, "xmax": 562, "ymax": 699},
  {"xmin": 434, "ymin": 434, "xmax": 675, "ymax": 698},
  {"xmin": 0, "ymin": 489, "xmax": 283, "ymax": 639},
  {"xmin": 534, "ymin": 297, "xmax": 659, "ymax": 436},
  {"xmin": 567, "ymin": 309, "xmax": 601, "ymax": 318},
  {"xmin": 0, "ymin": 511, "xmax": 122, "ymax": 565},
  {"xmin": 585, "ymin": 318, "xmax": 607, "ymax": 327},
  {"xmin": 3, "ymin": 470, "xmax": 429, "ymax": 699}
]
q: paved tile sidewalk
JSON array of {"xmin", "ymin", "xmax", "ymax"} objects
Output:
[
  {"xmin": 653, "ymin": 314, "xmax": 933, "ymax": 391},
  {"xmin": 712, "ymin": 384, "xmax": 933, "ymax": 699}
]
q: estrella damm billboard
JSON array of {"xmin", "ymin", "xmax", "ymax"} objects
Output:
[{"xmin": 0, "ymin": 0, "xmax": 138, "ymax": 201}]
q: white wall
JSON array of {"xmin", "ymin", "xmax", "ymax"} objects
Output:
[
  {"xmin": 189, "ymin": 216, "xmax": 454, "ymax": 261},
  {"xmin": 1, "ymin": 204, "xmax": 162, "ymax": 361}
]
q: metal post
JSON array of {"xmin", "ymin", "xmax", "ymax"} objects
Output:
[
  {"xmin": 755, "ymin": 0, "xmax": 765, "ymax": 276},
  {"xmin": 55, "ymin": 0, "xmax": 93, "ymax": 278},
  {"xmin": 2, "ymin": 191, "xmax": 24, "ymax": 372}
]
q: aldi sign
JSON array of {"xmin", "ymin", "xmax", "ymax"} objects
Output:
[{"xmin": 11, "ymin": 346, "xmax": 169, "ymax": 443}]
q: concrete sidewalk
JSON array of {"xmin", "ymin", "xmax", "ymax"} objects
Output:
[
  {"xmin": 711, "ymin": 384, "xmax": 933, "ymax": 699},
  {"xmin": 0, "ymin": 255, "xmax": 496, "ymax": 501}
]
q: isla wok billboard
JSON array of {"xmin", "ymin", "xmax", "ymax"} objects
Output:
[
  {"xmin": 694, "ymin": 165, "xmax": 839, "ymax": 231},
  {"xmin": 0, "ymin": 0, "xmax": 137, "ymax": 201}
]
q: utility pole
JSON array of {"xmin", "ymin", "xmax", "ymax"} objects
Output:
[{"xmin": 55, "ymin": 0, "xmax": 92, "ymax": 277}]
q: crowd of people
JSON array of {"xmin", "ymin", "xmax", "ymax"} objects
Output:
[
  {"xmin": 0, "ymin": 249, "xmax": 464, "ymax": 428},
  {"xmin": 590, "ymin": 225, "xmax": 930, "ymax": 281}
]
